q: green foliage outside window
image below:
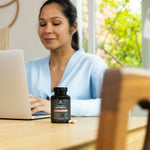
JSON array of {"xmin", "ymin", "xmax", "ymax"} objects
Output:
[{"xmin": 83, "ymin": 0, "xmax": 142, "ymax": 68}]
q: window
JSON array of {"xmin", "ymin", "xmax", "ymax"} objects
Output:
[{"xmin": 82, "ymin": 0, "xmax": 142, "ymax": 67}]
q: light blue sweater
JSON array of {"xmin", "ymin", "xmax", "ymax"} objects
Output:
[{"xmin": 25, "ymin": 49, "xmax": 108, "ymax": 116}]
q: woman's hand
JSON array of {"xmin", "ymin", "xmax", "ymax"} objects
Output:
[{"xmin": 29, "ymin": 94, "xmax": 51, "ymax": 115}]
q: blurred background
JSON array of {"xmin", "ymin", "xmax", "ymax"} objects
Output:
[{"xmin": 0, "ymin": 0, "xmax": 149, "ymax": 116}]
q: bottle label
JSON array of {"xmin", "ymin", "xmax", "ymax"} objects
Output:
[{"xmin": 52, "ymin": 99, "xmax": 70, "ymax": 120}]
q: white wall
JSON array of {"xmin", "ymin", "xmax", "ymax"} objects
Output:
[{"xmin": 11, "ymin": 0, "xmax": 50, "ymax": 62}]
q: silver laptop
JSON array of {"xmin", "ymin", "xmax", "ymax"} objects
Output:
[{"xmin": 0, "ymin": 49, "xmax": 50, "ymax": 119}]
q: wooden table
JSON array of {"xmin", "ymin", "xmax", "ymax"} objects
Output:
[
  {"xmin": 126, "ymin": 117, "xmax": 147, "ymax": 150},
  {"xmin": 0, "ymin": 117, "xmax": 147, "ymax": 150}
]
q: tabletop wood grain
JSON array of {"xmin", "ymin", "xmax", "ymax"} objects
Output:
[{"xmin": 0, "ymin": 116, "xmax": 147, "ymax": 150}]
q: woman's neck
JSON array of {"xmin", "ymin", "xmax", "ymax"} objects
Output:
[{"xmin": 49, "ymin": 47, "xmax": 75, "ymax": 68}]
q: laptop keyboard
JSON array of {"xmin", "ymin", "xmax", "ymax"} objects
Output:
[{"xmin": 32, "ymin": 112, "xmax": 49, "ymax": 116}]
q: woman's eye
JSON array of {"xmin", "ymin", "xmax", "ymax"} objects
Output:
[
  {"xmin": 53, "ymin": 23, "xmax": 61, "ymax": 26},
  {"xmin": 39, "ymin": 24, "xmax": 46, "ymax": 27}
]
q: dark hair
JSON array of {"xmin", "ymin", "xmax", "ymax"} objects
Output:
[{"xmin": 39, "ymin": 0, "xmax": 79, "ymax": 50}]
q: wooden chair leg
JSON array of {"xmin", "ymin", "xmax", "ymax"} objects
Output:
[
  {"xmin": 139, "ymin": 101, "xmax": 150, "ymax": 150},
  {"xmin": 143, "ymin": 111, "xmax": 150, "ymax": 150}
]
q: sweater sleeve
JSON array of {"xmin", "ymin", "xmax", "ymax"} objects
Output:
[
  {"xmin": 71, "ymin": 98, "xmax": 101, "ymax": 116},
  {"xmin": 71, "ymin": 57, "xmax": 108, "ymax": 116}
]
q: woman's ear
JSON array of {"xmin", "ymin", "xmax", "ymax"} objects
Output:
[{"xmin": 71, "ymin": 22, "xmax": 78, "ymax": 34}]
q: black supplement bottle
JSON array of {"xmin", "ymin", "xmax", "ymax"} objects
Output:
[{"xmin": 51, "ymin": 87, "xmax": 71, "ymax": 123}]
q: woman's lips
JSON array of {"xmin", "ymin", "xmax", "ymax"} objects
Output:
[{"xmin": 45, "ymin": 38, "xmax": 55, "ymax": 42}]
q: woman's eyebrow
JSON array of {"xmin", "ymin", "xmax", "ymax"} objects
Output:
[{"xmin": 39, "ymin": 17, "xmax": 63, "ymax": 20}]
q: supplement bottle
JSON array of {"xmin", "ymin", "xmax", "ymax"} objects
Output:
[{"xmin": 51, "ymin": 87, "xmax": 71, "ymax": 123}]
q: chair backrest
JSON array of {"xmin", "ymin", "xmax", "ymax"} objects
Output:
[{"xmin": 96, "ymin": 68, "xmax": 150, "ymax": 150}]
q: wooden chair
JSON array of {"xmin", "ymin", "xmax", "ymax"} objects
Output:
[{"xmin": 96, "ymin": 68, "xmax": 150, "ymax": 150}]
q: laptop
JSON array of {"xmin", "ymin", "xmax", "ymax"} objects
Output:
[{"xmin": 0, "ymin": 49, "xmax": 50, "ymax": 119}]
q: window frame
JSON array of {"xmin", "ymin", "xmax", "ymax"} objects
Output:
[{"xmin": 71, "ymin": 0, "xmax": 96, "ymax": 54}]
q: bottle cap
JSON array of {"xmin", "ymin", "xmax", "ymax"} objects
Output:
[{"xmin": 54, "ymin": 87, "xmax": 67, "ymax": 95}]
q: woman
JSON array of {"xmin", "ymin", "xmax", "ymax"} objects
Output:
[{"xmin": 25, "ymin": 0, "xmax": 108, "ymax": 116}]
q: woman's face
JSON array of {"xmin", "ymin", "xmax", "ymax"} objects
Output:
[{"xmin": 38, "ymin": 3, "xmax": 74, "ymax": 51}]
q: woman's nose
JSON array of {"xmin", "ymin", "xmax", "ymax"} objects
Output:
[{"xmin": 44, "ymin": 24, "xmax": 53, "ymax": 33}]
